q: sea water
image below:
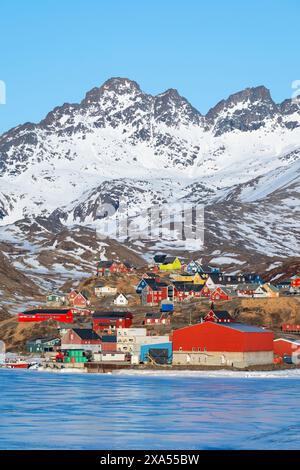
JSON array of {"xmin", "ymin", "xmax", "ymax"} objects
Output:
[{"xmin": 0, "ymin": 368, "xmax": 300, "ymax": 450}]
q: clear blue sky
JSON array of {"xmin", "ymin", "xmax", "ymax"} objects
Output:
[{"xmin": 0, "ymin": 0, "xmax": 299, "ymax": 134}]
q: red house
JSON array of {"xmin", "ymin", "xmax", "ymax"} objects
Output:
[
  {"xmin": 92, "ymin": 312, "xmax": 133, "ymax": 332},
  {"xmin": 200, "ymin": 285, "xmax": 212, "ymax": 298},
  {"xmin": 101, "ymin": 335, "xmax": 117, "ymax": 352},
  {"xmin": 97, "ymin": 260, "xmax": 133, "ymax": 277},
  {"xmin": 68, "ymin": 290, "xmax": 90, "ymax": 308},
  {"xmin": 173, "ymin": 283, "xmax": 203, "ymax": 302},
  {"xmin": 141, "ymin": 282, "xmax": 171, "ymax": 306},
  {"xmin": 281, "ymin": 324, "xmax": 300, "ymax": 334},
  {"xmin": 291, "ymin": 276, "xmax": 300, "ymax": 288},
  {"xmin": 143, "ymin": 312, "xmax": 171, "ymax": 325},
  {"xmin": 18, "ymin": 308, "xmax": 74, "ymax": 323},
  {"xmin": 203, "ymin": 308, "xmax": 234, "ymax": 323},
  {"xmin": 61, "ymin": 328, "xmax": 101, "ymax": 346},
  {"xmin": 273, "ymin": 338, "xmax": 300, "ymax": 357},
  {"xmin": 210, "ymin": 286, "xmax": 234, "ymax": 301}
]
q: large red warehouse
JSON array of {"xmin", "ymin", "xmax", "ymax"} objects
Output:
[
  {"xmin": 18, "ymin": 309, "xmax": 74, "ymax": 323},
  {"xmin": 172, "ymin": 321, "xmax": 274, "ymax": 368}
]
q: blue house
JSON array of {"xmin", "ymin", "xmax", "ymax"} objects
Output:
[{"xmin": 136, "ymin": 278, "xmax": 149, "ymax": 294}]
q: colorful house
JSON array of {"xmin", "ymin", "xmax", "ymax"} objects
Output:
[
  {"xmin": 172, "ymin": 272, "xmax": 207, "ymax": 284},
  {"xmin": 262, "ymin": 283, "xmax": 280, "ymax": 298},
  {"xmin": 252, "ymin": 285, "xmax": 268, "ymax": 298},
  {"xmin": 46, "ymin": 294, "xmax": 66, "ymax": 306},
  {"xmin": 291, "ymin": 275, "xmax": 300, "ymax": 288},
  {"xmin": 203, "ymin": 308, "xmax": 234, "ymax": 323},
  {"xmin": 97, "ymin": 260, "xmax": 134, "ymax": 277},
  {"xmin": 237, "ymin": 283, "xmax": 262, "ymax": 297},
  {"xmin": 26, "ymin": 337, "xmax": 61, "ymax": 353},
  {"xmin": 208, "ymin": 273, "xmax": 264, "ymax": 287},
  {"xmin": 273, "ymin": 338, "xmax": 300, "ymax": 358},
  {"xmin": 210, "ymin": 286, "xmax": 236, "ymax": 301},
  {"xmin": 153, "ymin": 254, "xmax": 168, "ymax": 264},
  {"xmin": 113, "ymin": 293, "xmax": 129, "ymax": 306},
  {"xmin": 101, "ymin": 335, "xmax": 117, "ymax": 352},
  {"xmin": 140, "ymin": 280, "xmax": 173, "ymax": 306},
  {"xmin": 186, "ymin": 260, "xmax": 202, "ymax": 274},
  {"xmin": 61, "ymin": 328, "xmax": 102, "ymax": 349},
  {"xmin": 94, "ymin": 285, "xmax": 118, "ymax": 297},
  {"xmin": 143, "ymin": 312, "xmax": 171, "ymax": 326},
  {"xmin": 159, "ymin": 257, "xmax": 182, "ymax": 271},
  {"xmin": 68, "ymin": 290, "xmax": 90, "ymax": 308},
  {"xmin": 281, "ymin": 324, "xmax": 300, "ymax": 334},
  {"xmin": 186, "ymin": 261, "xmax": 220, "ymax": 275},
  {"xmin": 200, "ymin": 285, "xmax": 213, "ymax": 298},
  {"xmin": 92, "ymin": 311, "xmax": 133, "ymax": 332},
  {"xmin": 173, "ymin": 282, "xmax": 203, "ymax": 301}
]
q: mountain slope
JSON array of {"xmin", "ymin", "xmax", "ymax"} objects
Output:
[{"xmin": 0, "ymin": 77, "xmax": 299, "ymax": 273}]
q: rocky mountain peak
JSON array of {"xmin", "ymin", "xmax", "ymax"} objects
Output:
[
  {"xmin": 206, "ymin": 85, "xmax": 279, "ymax": 136},
  {"xmin": 82, "ymin": 77, "xmax": 142, "ymax": 105},
  {"xmin": 154, "ymin": 88, "xmax": 202, "ymax": 127}
]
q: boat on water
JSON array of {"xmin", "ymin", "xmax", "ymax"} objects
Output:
[{"xmin": 0, "ymin": 361, "xmax": 29, "ymax": 369}]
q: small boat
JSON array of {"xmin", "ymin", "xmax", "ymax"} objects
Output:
[{"xmin": 0, "ymin": 361, "xmax": 29, "ymax": 369}]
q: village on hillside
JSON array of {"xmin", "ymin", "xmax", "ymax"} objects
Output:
[{"xmin": 2, "ymin": 255, "xmax": 300, "ymax": 371}]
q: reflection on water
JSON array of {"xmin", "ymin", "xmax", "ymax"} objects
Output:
[{"xmin": 0, "ymin": 370, "xmax": 300, "ymax": 450}]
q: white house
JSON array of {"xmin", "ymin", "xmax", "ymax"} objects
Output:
[
  {"xmin": 113, "ymin": 293, "xmax": 129, "ymax": 306},
  {"xmin": 95, "ymin": 285, "xmax": 118, "ymax": 297},
  {"xmin": 253, "ymin": 285, "xmax": 268, "ymax": 298}
]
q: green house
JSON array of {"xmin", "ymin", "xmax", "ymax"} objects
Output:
[{"xmin": 26, "ymin": 337, "xmax": 61, "ymax": 353}]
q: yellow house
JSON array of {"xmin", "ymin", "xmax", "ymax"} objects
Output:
[
  {"xmin": 159, "ymin": 257, "xmax": 182, "ymax": 271},
  {"xmin": 193, "ymin": 273, "xmax": 207, "ymax": 285},
  {"xmin": 173, "ymin": 273, "xmax": 194, "ymax": 282},
  {"xmin": 172, "ymin": 272, "xmax": 207, "ymax": 284},
  {"xmin": 262, "ymin": 283, "xmax": 280, "ymax": 298}
]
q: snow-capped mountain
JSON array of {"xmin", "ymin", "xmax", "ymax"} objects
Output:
[{"xmin": 0, "ymin": 77, "xmax": 299, "ymax": 270}]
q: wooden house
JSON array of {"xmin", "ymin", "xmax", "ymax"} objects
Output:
[
  {"xmin": 113, "ymin": 293, "xmax": 129, "ymax": 306},
  {"xmin": 262, "ymin": 283, "xmax": 280, "ymax": 298},
  {"xmin": 159, "ymin": 256, "xmax": 182, "ymax": 271},
  {"xmin": 143, "ymin": 312, "xmax": 171, "ymax": 326},
  {"xmin": 140, "ymin": 280, "xmax": 172, "ymax": 306},
  {"xmin": 203, "ymin": 308, "xmax": 234, "ymax": 323},
  {"xmin": 26, "ymin": 337, "xmax": 61, "ymax": 353},
  {"xmin": 186, "ymin": 260, "xmax": 202, "ymax": 274},
  {"xmin": 97, "ymin": 260, "xmax": 134, "ymax": 277},
  {"xmin": 200, "ymin": 285, "xmax": 213, "ymax": 298},
  {"xmin": 61, "ymin": 328, "xmax": 102, "ymax": 347},
  {"xmin": 94, "ymin": 285, "xmax": 118, "ymax": 297},
  {"xmin": 210, "ymin": 286, "xmax": 236, "ymax": 301},
  {"xmin": 46, "ymin": 294, "xmax": 66, "ymax": 306},
  {"xmin": 68, "ymin": 290, "xmax": 90, "ymax": 308},
  {"xmin": 92, "ymin": 312, "xmax": 133, "ymax": 332},
  {"xmin": 291, "ymin": 275, "xmax": 300, "ymax": 288},
  {"xmin": 153, "ymin": 254, "xmax": 168, "ymax": 265},
  {"xmin": 237, "ymin": 283, "xmax": 261, "ymax": 297},
  {"xmin": 173, "ymin": 282, "xmax": 204, "ymax": 301}
]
